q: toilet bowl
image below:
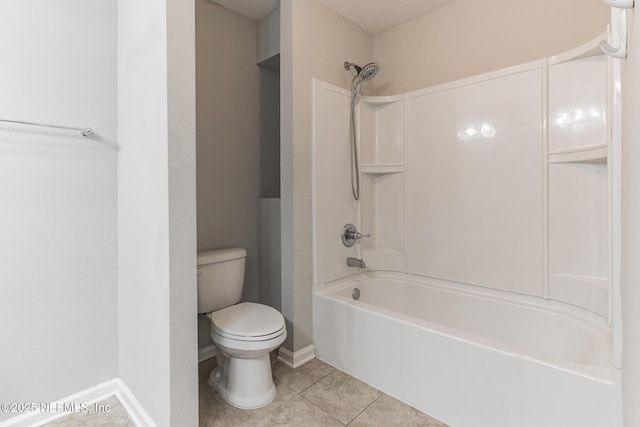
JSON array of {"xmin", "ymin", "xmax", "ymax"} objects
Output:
[
  {"xmin": 197, "ymin": 248, "xmax": 287, "ymax": 409},
  {"xmin": 207, "ymin": 302, "xmax": 286, "ymax": 409}
]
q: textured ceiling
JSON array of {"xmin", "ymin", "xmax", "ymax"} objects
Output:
[
  {"xmin": 209, "ymin": 0, "xmax": 451, "ymax": 35},
  {"xmin": 316, "ymin": 0, "xmax": 451, "ymax": 35},
  {"xmin": 211, "ymin": 0, "xmax": 279, "ymax": 21}
]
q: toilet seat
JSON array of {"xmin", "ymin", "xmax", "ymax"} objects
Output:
[
  {"xmin": 208, "ymin": 302, "xmax": 285, "ymax": 342},
  {"xmin": 212, "ymin": 325, "xmax": 285, "ymax": 342}
]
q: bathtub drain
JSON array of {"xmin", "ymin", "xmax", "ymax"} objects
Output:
[{"xmin": 352, "ymin": 288, "xmax": 360, "ymax": 300}]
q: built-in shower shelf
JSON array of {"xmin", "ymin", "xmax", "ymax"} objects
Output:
[
  {"xmin": 548, "ymin": 31, "xmax": 607, "ymax": 65},
  {"xmin": 548, "ymin": 143, "xmax": 607, "ymax": 164},
  {"xmin": 360, "ymin": 94, "xmax": 404, "ymax": 106},
  {"xmin": 362, "ymin": 163, "xmax": 404, "ymax": 175}
]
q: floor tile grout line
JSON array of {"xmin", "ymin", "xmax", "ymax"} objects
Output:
[
  {"xmin": 344, "ymin": 393, "xmax": 383, "ymax": 426},
  {"xmin": 300, "ymin": 368, "xmax": 347, "ymax": 393},
  {"xmin": 271, "ymin": 359, "xmax": 337, "ymax": 395},
  {"xmin": 295, "ymin": 367, "xmax": 337, "ymax": 394},
  {"xmin": 299, "ymin": 394, "xmax": 350, "ymax": 426}
]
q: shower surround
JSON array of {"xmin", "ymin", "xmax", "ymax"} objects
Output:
[{"xmin": 311, "ymin": 34, "xmax": 622, "ymax": 427}]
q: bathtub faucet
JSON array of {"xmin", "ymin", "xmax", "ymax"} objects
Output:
[{"xmin": 347, "ymin": 257, "xmax": 366, "ymax": 269}]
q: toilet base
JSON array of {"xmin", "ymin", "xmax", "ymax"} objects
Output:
[{"xmin": 209, "ymin": 351, "xmax": 277, "ymax": 409}]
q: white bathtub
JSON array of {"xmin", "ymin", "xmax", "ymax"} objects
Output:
[{"xmin": 313, "ymin": 272, "xmax": 622, "ymax": 427}]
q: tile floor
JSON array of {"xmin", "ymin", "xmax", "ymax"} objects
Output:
[
  {"xmin": 44, "ymin": 354, "xmax": 448, "ymax": 427},
  {"xmin": 199, "ymin": 355, "xmax": 448, "ymax": 427}
]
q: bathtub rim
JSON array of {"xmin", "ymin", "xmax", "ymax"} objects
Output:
[{"xmin": 315, "ymin": 270, "xmax": 614, "ymax": 382}]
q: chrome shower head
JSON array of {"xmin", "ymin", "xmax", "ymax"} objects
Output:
[
  {"xmin": 356, "ymin": 62, "xmax": 380, "ymax": 82},
  {"xmin": 344, "ymin": 61, "xmax": 380, "ymax": 82}
]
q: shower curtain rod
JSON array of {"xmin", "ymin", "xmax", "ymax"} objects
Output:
[{"xmin": 0, "ymin": 118, "xmax": 94, "ymax": 137}]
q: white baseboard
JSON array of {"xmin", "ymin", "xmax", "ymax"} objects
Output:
[
  {"xmin": 198, "ymin": 344, "xmax": 216, "ymax": 363},
  {"xmin": 277, "ymin": 344, "xmax": 316, "ymax": 368},
  {"xmin": 113, "ymin": 379, "xmax": 157, "ymax": 427},
  {"xmin": 0, "ymin": 379, "xmax": 156, "ymax": 427}
]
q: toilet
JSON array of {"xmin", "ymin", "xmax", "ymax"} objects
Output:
[{"xmin": 197, "ymin": 248, "xmax": 286, "ymax": 409}]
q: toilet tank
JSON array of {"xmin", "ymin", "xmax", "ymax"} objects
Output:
[{"xmin": 197, "ymin": 248, "xmax": 246, "ymax": 314}]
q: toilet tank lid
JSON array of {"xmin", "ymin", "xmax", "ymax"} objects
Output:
[{"xmin": 197, "ymin": 248, "xmax": 246, "ymax": 265}]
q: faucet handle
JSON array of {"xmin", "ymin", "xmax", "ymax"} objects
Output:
[
  {"xmin": 349, "ymin": 230, "xmax": 370, "ymax": 240},
  {"xmin": 341, "ymin": 223, "xmax": 370, "ymax": 247}
]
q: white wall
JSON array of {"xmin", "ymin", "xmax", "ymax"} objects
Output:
[
  {"xmin": 167, "ymin": 0, "xmax": 198, "ymax": 424},
  {"xmin": 281, "ymin": 0, "xmax": 373, "ymax": 351},
  {"xmin": 373, "ymin": 0, "xmax": 609, "ymax": 94},
  {"xmin": 0, "ymin": 1, "xmax": 117, "ymax": 422},
  {"xmin": 405, "ymin": 66, "xmax": 544, "ymax": 297},
  {"xmin": 118, "ymin": 0, "xmax": 197, "ymax": 425},
  {"xmin": 622, "ymin": 6, "xmax": 640, "ymax": 426}
]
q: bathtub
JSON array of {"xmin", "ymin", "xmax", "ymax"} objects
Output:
[{"xmin": 313, "ymin": 272, "xmax": 622, "ymax": 427}]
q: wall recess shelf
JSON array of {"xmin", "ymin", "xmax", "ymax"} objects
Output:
[
  {"xmin": 361, "ymin": 163, "xmax": 405, "ymax": 175},
  {"xmin": 548, "ymin": 144, "xmax": 608, "ymax": 163},
  {"xmin": 360, "ymin": 94, "xmax": 403, "ymax": 106}
]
